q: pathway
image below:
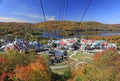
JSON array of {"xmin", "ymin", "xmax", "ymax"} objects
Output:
[
  {"xmin": 50, "ymin": 50, "xmax": 78, "ymax": 70},
  {"xmin": 69, "ymin": 50, "xmax": 87, "ymax": 68},
  {"xmin": 50, "ymin": 50, "xmax": 87, "ymax": 70},
  {"xmin": 50, "ymin": 65, "xmax": 68, "ymax": 69}
]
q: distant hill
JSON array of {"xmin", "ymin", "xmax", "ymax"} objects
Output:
[
  {"xmin": 35, "ymin": 21, "xmax": 120, "ymax": 31},
  {"xmin": 0, "ymin": 22, "xmax": 35, "ymax": 38},
  {"xmin": 0, "ymin": 21, "xmax": 120, "ymax": 31},
  {"xmin": 0, "ymin": 22, "xmax": 33, "ymax": 27},
  {"xmin": 0, "ymin": 21, "xmax": 120, "ymax": 38}
]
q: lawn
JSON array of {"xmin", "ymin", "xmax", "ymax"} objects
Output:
[
  {"xmin": 54, "ymin": 60, "xmax": 68, "ymax": 66},
  {"xmin": 72, "ymin": 51, "xmax": 94, "ymax": 62},
  {"xmin": 52, "ymin": 67, "xmax": 68, "ymax": 75}
]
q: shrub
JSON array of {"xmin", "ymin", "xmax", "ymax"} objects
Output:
[
  {"xmin": 69, "ymin": 49, "xmax": 120, "ymax": 81},
  {"xmin": 0, "ymin": 50, "xmax": 51, "ymax": 81},
  {"xmin": 62, "ymin": 67, "xmax": 72, "ymax": 80}
]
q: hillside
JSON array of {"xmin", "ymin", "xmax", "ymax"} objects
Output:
[
  {"xmin": 0, "ymin": 22, "xmax": 38, "ymax": 39},
  {"xmin": 0, "ymin": 21, "xmax": 120, "ymax": 39},
  {"xmin": 36, "ymin": 21, "xmax": 120, "ymax": 31}
]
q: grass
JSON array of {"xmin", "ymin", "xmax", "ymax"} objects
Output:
[
  {"xmin": 51, "ymin": 67, "xmax": 72, "ymax": 81},
  {"xmin": 72, "ymin": 51, "xmax": 94, "ymax": 62},
  {"xmin": 52, "ymin": 67, "xmax": 69, "ymax": 75},
  {"xmin": 68, "ymin": 50, "xmax": 73, "ymax": 55},
  {"xmin": 54, "ymin": 60, "xmax": 68, "ymax": 66}
]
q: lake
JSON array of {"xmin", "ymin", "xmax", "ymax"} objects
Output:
[
  {"xmin": 41, "ymin": 31, "xmax": 120, "ymax": 38},
  {"xmin": 72, "ymin": 31, "xmax": 120, "ymax": 37}
]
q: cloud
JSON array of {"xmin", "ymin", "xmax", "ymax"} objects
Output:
[
  {"xmin": 14, "ymin": 12, "xmax": 56, "ymax": 21},
  {"xmin": 0, "ymin": 17, "xmax": 28, "ymax": 23},
  {"xmin": 0, "ymin": 16, "xmax": 56, "ymax": 23},
  {"xmin": 14, "ymin": 12, "xmax": 41, "ymax": 19},
  {"xmin": 0, "ymin": 13, "xmax": 56, "ymax": 23},
  {"xmin": 46, "ymin": 16, "xmax": 55, "ymax": 21}
]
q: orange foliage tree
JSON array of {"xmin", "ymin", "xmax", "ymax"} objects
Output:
[
  {"xmin": 0, "ymin": 50, "xmax": 51, "ymax": 81},
  {"xmin": 69, "ymin": 49, "xmax": 120, "ymax": 81}
]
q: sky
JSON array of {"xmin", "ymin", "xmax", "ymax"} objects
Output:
[{"xmin": 0, "ymin": 0, "xmax": 120, "ymax": 24}]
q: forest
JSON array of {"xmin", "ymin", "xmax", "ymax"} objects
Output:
[{"xmin": 0, "ymin": 21, "xmax": 120, "ymax": 40}]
